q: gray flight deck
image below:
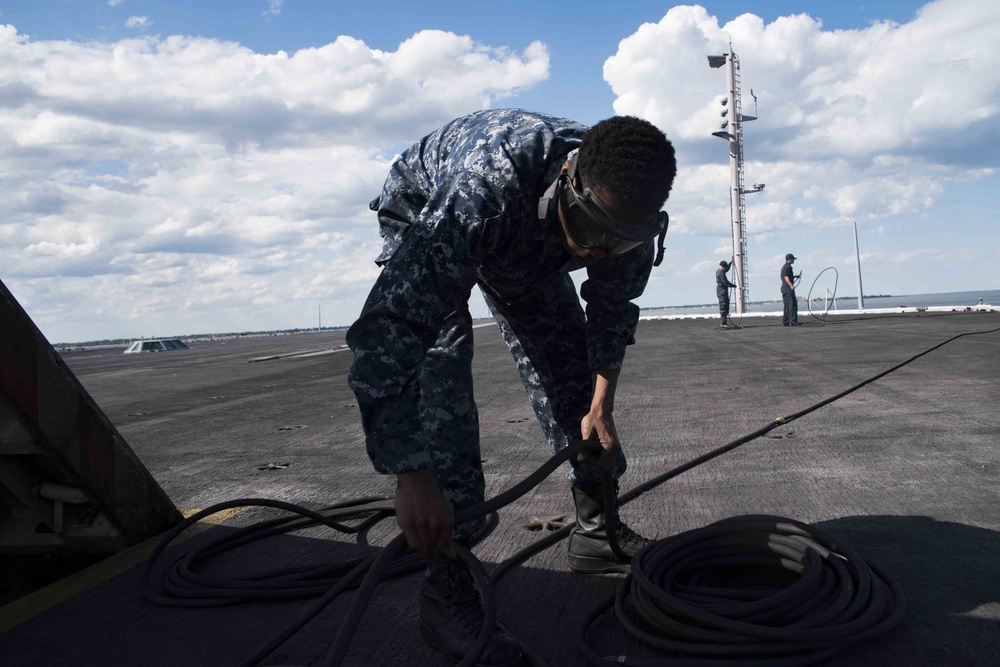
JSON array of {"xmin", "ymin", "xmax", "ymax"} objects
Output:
[{"xmin": 1, "ymin": 311, "xmax": 998, "ymax": 666}]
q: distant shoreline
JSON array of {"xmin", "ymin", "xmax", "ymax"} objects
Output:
[
  {"xmin": 642, "ymin": 294, "xmax": 896, "ymax": 311},
  {"xmin": 54, "ymin": 288, "xmax": 1000, "ymax": 349}
]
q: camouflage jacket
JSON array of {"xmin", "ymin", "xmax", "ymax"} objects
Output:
[
  {"xmin": 347, "ymin": 108, "xmax": 656, "ymax": 473},
  {"xmin": 717, "ymin": 266, "xmax": 736, "ymax": 293}
]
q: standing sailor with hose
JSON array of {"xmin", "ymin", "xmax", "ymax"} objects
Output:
[
  {"xmin": 346, "ymin": 109, "xmax": 676, "ymax": 666},
  {"xmin": 781, "ymin": 253, "xmax": 801, "ymax": 326},
  {"xmin": 716, "ymin": 256, "xmax": 737, "ymax": 328}
]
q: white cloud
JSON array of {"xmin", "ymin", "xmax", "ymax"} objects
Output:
[
  {"xmin": 0, "ymin": 24, "xmax": 549, "ymax": 342},
  {"xmin": 608, "ymin": 1, "xmax": 1000, "ymax": 165},
  {"xmin": 263, "ymin": 1, "xmax": 284, "ymax": 19},
  {"xmin": 124, "ymin": 16, "xmax": 151, "ymax": 29},
  {"xmin": 108, "ymin": 0, "xmax": 125, "ymax": 6},
  {"xmin": 604, "ymin": 0, "xmax": 1000, "ymax": 304}
]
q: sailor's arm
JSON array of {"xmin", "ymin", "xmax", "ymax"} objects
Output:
[{"xmin": 581, "ymin": 369, "xmax": 620, "ymax": 470}]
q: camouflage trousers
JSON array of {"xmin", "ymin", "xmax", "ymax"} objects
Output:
[
  {"xmin": 717, "ymin": 289, "xmax": 730, "ymax": 322},
  {"xmin": 424, "ymin": 275, "xmax": 628, "ymax": 539}
]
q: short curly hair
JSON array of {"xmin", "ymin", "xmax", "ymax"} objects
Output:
[{"xmin": 576, "ymin": 116, "xmax": 676, "ymax": 216}]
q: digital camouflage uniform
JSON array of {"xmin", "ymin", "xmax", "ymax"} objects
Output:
[
  {"xmin": 781, "ymin": 262, "xmax": 798, "ymax": 325},
  {"xmin": 346, "ymin": 109, "xmax": 657, "ymax": 538},
  {"xmin": 716, "ymin": 264, "xmax": 736, "ymax": 324}
]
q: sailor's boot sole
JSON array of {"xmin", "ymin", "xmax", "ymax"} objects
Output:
[{"xmin": 567, "ymin": 552, "xmax": 631, "ymax": 574}]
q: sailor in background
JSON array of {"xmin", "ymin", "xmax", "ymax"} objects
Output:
[
  {"xmin": 716, "ymin": 257, "xmax": 737, "ymax": 327},
  {"xmin": 781, "ymin": 253, "xmax": 800, "ymax": 326}
]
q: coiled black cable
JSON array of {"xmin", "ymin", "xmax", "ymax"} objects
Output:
[{"xmin": 575, "ymin": 516, "xmax": 906, "ymax": 666}]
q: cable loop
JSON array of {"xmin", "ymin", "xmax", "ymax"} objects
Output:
[
  {"xmin": 806, "ymin": 266, "xmax": 840, "ymax": 324},
  {"xmin": 575, "ymin": 516, "xmax": 907, "ymax": 666}
]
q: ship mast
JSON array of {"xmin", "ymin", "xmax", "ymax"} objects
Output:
[{"xmin": 709, "ymin": 45, "xmax": 763, "ymax": 314}]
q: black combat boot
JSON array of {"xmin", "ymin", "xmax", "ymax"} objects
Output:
[
  {"xmin": 419, "ymin": 552, "xmax": 522, "ymax": 666},
  {"xmin": 567, "ymin": 482, "xmax": 651, "ymax": 574}
]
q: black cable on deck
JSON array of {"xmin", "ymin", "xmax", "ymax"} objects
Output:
[{"xmin": 142, "ymin": 325, "xmax": 999, "ymax": 666}]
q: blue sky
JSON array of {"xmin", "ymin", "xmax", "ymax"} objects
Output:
[{"xmin": 1, "ymin": 0, "xmax": 997, "ymax": 343}]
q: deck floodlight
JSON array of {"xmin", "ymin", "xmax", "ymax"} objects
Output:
[
  {"xmin": 753, "ymin": 183, "xmax": 764, "ymax": 190},
  {"xmin": 708, "ymin": 55, "xmax": 727, "ymax": 68},
  {"xmin": 720, "ymin": 121, "xmax": 728, "ymax": 129},
  {"xmin": 711, "ymin": 130, "xmax": 734, "ymax": 140},
  {"xmin": 720, "ymin": 108, "xmax": 728, "ymax": 117},
  {"xmin": 720, "ymin": 98, "xmax": 728, "ymax": 105}
]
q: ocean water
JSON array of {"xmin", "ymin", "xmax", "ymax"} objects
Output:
[{"xmin": 640, "ymin": 289, "xmax": 1000, "ymax": 318}]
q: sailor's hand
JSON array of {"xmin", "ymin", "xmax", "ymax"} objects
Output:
[
  {"xmin": 581, "ymin": 410, "xmax": 620, "ymax": 472},
  {"xmin": 394, "ymin": 470, "xmax": 455, "ymax": 557}
]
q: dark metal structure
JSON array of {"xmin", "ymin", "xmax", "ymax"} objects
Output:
[{"xmin": 0, "ymin": 278, "xmax": 182, "ymax": 559}]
